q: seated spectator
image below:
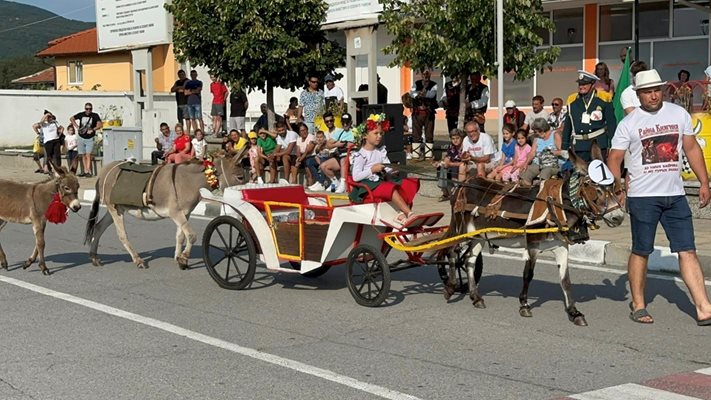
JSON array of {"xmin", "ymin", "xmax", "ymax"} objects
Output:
[
  {"xmin": 192, "ymin": 129, "xmax": 207, "ymax": 160},
  {"xmin": 502, "ymin": 100, "xmax": 526, "ymax": 132},
  {"xmin": 521, "ymin": 95, "xmax": 549, "ymax": 133},
  {"xmin": 306, "ymin": 131, "xmax": 330, "ymax": 191},
  {"xmin": 256, "ymin": 129, "xmax": 277, "ymax": 182},
  {"xmin": 519, "ymin": 118, "xmax": 563, "ymax": 186},
  {"xmin": 434, "ymin": 128, "xmax": 466, "ymax": 201},
  {"xmin": 223, "ymin": 129, "xmax": 247, "ymax": 156},
  {"xmin": 487, "ymin": 123, "xmax": 516, "ymax": 181},
  {"xmin": 501, "ymin": 129, "xmax": 532, "ymax": 183},
  {"xmin": 151, "ymin": 122, "xmax": 175, "ymax": 165},
  {"xmin": 292, "ymin": 122, "xmax": 315, "ymax": 185},
  {"xmin": 166, "ymin": 124, "xmax": 193, "ymax": 164},
  {"xmin": 320, "ymin": 112, "xmax": 355, "ymax": 193},
  {"xmin": 266, "ymin": 121, "xmax": 297, "ymax": 183},
  {"xmin": 461, "ymin": 121, "xmax": 500, "ymax": 178}
]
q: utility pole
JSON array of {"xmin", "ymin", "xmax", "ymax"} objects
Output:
[{"xmin": 497, "ymin": 0, "xmax": 504, "ymax": 149}]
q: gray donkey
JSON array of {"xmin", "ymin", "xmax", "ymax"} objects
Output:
[{"xmin": 0, "ymin": 163, "xmax": 81, "ymax": 275}]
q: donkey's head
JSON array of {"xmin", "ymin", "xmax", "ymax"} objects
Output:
[
  {"xmin": 567, "ymin": 144, "xmax": 625, "ymax": 227},
  {"xmin": 49, "ymin": 160, "xmax": 81, "ymax": 212},
  {"xmin": 211, "ymin": 148, "xmax": 246, "ymax": 189}
]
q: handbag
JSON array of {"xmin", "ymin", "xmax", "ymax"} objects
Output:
[{"xmin": 33, "ymin": 136, "xmax": 43, "ymax": 154}]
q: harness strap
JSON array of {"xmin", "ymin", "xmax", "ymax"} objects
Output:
[
  {"xmin": 573, "ymin": 127, "xmax": 606, "ymax": 141},
  {"xmin": 144, "ymin": 163, "xmax": 167, "ymax": 206}
]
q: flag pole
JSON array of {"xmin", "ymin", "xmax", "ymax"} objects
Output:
[{"xmin": 497, "ymin": 0, "xmax": 504, "ymax": 150}]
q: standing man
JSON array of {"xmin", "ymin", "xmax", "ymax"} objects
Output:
[
  {"xmin": 466, "ymin": 72, "xmax": 489, "ymax": 132},
  {"xmin": 183, "ymin": 70, "xmax": 204, "ymax": 135},
  {"xmin": 170, "ymin": 70, "xmax": 189, "ymax": 129},
  {"xmin": 620, "ymin": 61, "xmax": 648, "ymax": 115},
  {"xmin": 209, "ymin": 74, "xmax": 228, "ymax": 136},
  {"xmin": 298, "ymin": 73, "xmax": 324, "ymax": 133},
  {"xmin": 607, "ymin": 69, "xmax": 711, "ymax": 325},
  {"xmin": 410, "ymin": 69, "xmax": 438, "ymax": 160},
  {"xmin": 323, "ymin": 74, "xmax": 344, "ymax": 113},
  {"xmin": 561, "ymin": 70, "xmax": 616, "ymax": 162},
  {"xmin": 229, "ymin": 82, "xmax": 249, "ymax": 133},
  {"xmin": 70, "ymin": 102, "xmax": 102, "ymax": 177},
  {"xmin": 440, "ymin": 77, "xmax": 461, "ymax": 132}
]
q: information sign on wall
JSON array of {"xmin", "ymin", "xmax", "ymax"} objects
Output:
[{"xmin": 96, "ymin": 0, "xmax": 173, "ymax": 52}]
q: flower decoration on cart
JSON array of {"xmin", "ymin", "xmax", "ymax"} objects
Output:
[
  {"xmin": 202, "ymin": 160, "xmax": 219, "ymax": 189},
  {"xmin": 352, "ymin": 113, "xmax": 391, "ymax": 144}
]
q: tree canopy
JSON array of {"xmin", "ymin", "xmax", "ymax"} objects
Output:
[
  {"xmin": 166, "ymin": 0, "xmax": 345, "ymax": 109},
  {"xmin": 380, "ymin": 0, "xmax": 559, "ymax": 81}
]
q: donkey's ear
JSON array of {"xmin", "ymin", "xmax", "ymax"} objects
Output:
[
  {"xmin": 568, "ymin": 146, "xmax": 589, "ymax": 173},
  {"xmin": 590, "ymin": 141, "xmax": 603, "ymax": 161}
]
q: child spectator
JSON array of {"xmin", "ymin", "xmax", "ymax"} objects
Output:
[
  {"xmin": 349, "ymin": 114, "xmax": 419, "ymax": 224},
  {"xmin": 306, "ymin": 131, "xmax": 330, "ymax": 191},
  {"xmin": 32, "ymin": 129, "xmax": 46, "ymax": 174},
  {"xmin": 257, "ymin": 128, "xmax": 278, "ymax": 182},
  {"xmin": 246, "ymin": 131, "xmax": 263, "ymax": 184},
  {"xmin": 192, "ymin": 129, "xmax": 207, "ymax": 160},
  {"xmin": 501, "ymin": 130, "xmax": 532, "ymax": 182},
  {"xmin": 64, "ymin": 125, "xmax": 78, "ymax": 169},
  {"xmin": 487, "ymin": 123, "xmax": 516, "ymax": 181},
  {"xmin": 293, "ymin": 123, "xmax": 315, "ymax": 186},
  {"xmin": 434, "ymin": 128, "xmax": 466, "ymax": 201}
]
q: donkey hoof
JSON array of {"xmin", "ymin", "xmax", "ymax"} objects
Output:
[
  {"xmin": 519, "ymin": 307, "xmax": 533, "ymax": 317},
  {"xmin": 40, "ymin": 265, "xmax": 51, "ymax": 276},
  {"xmin": 90, "ymin": 257, "xmax": 103, "ymax": 267},
  {"xmin": 1, "ymin": 261, "xmax": 8, "ymax": 269},
  {"xmin": 572, "ymin": 315, "xmax": 588, "ymax": 326},
  {"xmin": 443, "ymin": 285, "xmax": 455, "ymax": 301},
  {"xmin": 178, "ymin": 262, "xmax": 188, "ymax": 270},
  {"xmin": 472, "ymin": 299, "xmax": 486, "ymax": 309},
  {"xmin": 136, "ymin": 260, "xmax": 148, "ymax": 269},
  {"xmin": 23, "ymin": 260, "xmax": 33, "ymax": 269}
]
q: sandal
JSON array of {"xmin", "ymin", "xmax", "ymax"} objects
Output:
[
  {"xmin": 697, "ymin": 317, "xmax": 711, "ymax": 326},
  {"xmin": 629, "ymin": 301, "xmax": 654, "ymax": 324}
]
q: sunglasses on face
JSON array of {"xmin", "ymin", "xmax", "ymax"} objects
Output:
[
  {"xmin": 309, "ymin": 80, "xmax": 318, "ymax": 84},
  {"xmin": 324, "ymin": 119, "xmax": 334, "ymax": 123},
  {"xmin": 85, "ymin": 108, "xmax": 92, "ymax": 111}
]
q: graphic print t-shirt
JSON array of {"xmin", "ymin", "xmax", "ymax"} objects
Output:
[{"xmin": 611, "ymin": 102, "xmax": 693, "ymax": 197}]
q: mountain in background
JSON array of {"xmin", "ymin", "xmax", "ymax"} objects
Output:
[{"xmin": 0, "ymin": 0, "xmax": 94, "ymax": 60}]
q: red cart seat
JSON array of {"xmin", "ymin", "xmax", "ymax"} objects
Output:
[{"xmin": 240, "ymin": 186, "xmax": 309, "ymax": 211}]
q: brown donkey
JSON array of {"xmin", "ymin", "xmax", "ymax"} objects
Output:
[
  {"xmin": 84, "ymin": 153, "xmax": 244, "ymax": 270},
  {"xmin": 0, "ymin": 165, "xmax": 81, "ymax": 275}
]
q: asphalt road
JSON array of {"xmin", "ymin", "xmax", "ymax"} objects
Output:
[{"xmin": 0, "ymin": 208, "xmax": 710, "ymax": 400}]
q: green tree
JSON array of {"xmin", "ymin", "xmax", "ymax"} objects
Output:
[
  {"xmin": 380, "ymin": 0, "xmax": 559, "ymax": 128},
  {"xmin": 166, "ymin": 0, "xmax": 345, "ymax": 113}
]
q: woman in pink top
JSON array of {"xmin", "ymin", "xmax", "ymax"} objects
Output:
[
  {"xmin": 292, "ymin": 123, "xmax": 315, "ymax": 185},
  {"xmin": 501, "ymin": 130, "xmax": 532, "ymax": 182}
]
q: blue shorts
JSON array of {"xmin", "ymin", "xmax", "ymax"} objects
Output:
[
  {"xmin": 186, "ymin": 104, "xmax": 202, "ymax": 119},
  {"xmin": 77, "ymin": 137, "xmax": 95, "ymax": 155},
  {"xmin": 628, "ymin": 196, "xmax": 695, "ymax": 255}
]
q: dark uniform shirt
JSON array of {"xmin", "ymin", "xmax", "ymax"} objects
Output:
[{"xmin": 562, "ymin": 90, "xmax": 616, "ymax": 156}]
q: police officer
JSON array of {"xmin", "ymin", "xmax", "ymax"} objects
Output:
[{"xmin": 562, "ymin": 70, "xmax": 616, "ymax": 162}]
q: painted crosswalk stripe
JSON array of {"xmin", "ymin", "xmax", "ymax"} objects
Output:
[
  {"xmin": 696, "ymin": 368, "xmax": 711, "ymax": 376},
  {"xmin": 569, "ymin": 383, "xmax": 702, "ymax": 400}
]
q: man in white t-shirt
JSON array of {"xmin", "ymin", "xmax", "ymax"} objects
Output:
[
  {"xmin": 620, "ymin": 61, "xmax": 648, "ymax": 115},
  {"xmin": 522, "ymin": 95, "xmax": 549, "ymax": 133},
  {"xmin": 269, "ymin": 121, "xmax": 299, "ymax": 182},
  {"xmin": 461, "ymin": 121, "xmax": 499, "ymax": 178},
  {"xmin": 323, "ymin": 74, "xmax": 344, "ymax": 112},
  {"xmin": 608, "ymin": 69, "xmax": 711, "ymax": 326}
]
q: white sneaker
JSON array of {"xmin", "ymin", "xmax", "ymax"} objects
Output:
[
  {"xmin": 335, "ymin": 181, "xmax": 346, "ymax": 194},
  {"xmin": 257, "ymin": 177, "xmax": 264, "ymax": 185},
  {"xmin": 308, "ymin": 182, "xmax": 325, "ymax": 191}
]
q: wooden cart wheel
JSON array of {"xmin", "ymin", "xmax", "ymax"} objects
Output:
[
  {"xmin": 288, "ymin": 261, "xmax": 331, "ymax": 278},
  {"xmin": 346, "ymin": 245, "xmax": 391, "ymax": 307},
  {"xmin": 436, "ymin": 245, "xmax": 482, "ymax": 293},
  {"xmin": 202, "ymin": 216, "xmax": 257, "ymax": 290}
]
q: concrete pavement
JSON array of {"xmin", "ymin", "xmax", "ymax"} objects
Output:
[{"xmin": 2, "ymin": 150, "xmax": 710, "ymax": 276}]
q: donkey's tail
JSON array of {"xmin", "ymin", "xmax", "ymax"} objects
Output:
[{"xmin": 84, "ymin": 180, "xmax": 101, "ymax": 245}]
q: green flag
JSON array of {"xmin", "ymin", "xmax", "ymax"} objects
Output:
[{"xmin": 613, "ymin": 47, "xmax": 631, "ymax": 122}]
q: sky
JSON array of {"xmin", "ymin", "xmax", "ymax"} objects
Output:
[{"xmin": 8, "ymin": 0, "xmax": 96, "ymax": 22}]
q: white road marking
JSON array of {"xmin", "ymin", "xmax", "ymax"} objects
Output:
[
  {"xmin": 569, "ymin": 383, "xmax": 701, "ymax": 400},
  {"xmin": 696, "ymin": 367, "xmax": 711, "ymax": 375},
  {"xmin": 0, "ymin": 275, "xmax": 421, "ymax": 400}
]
